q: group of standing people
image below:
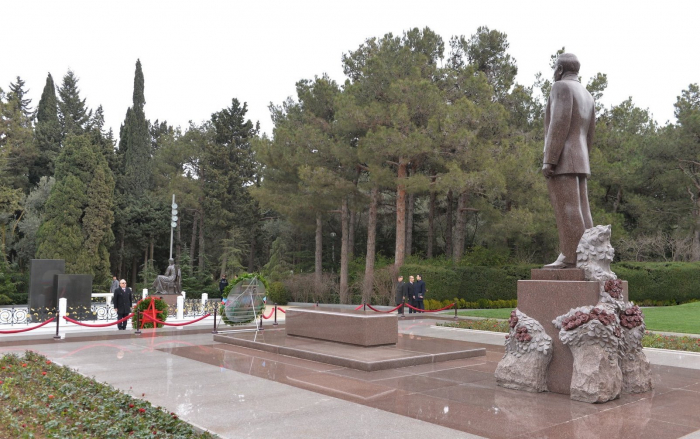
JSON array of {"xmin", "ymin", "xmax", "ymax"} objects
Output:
[{"xmin": 395, "ymin": 274, "xmax": 426, "ymax": 314}]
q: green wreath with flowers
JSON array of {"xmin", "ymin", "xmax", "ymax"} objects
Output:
[
  {"xmin": 131, "ymin": 296, "xmax": 168, "ymax": 329},
  {"xmin": 220, "ymin": 273, "xmax": 268, "ymax": 325}
]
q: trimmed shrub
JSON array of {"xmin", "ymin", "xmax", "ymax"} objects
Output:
[{"xmin": 267, "ymin": 281, "xmax": 289, "ymax": 305}]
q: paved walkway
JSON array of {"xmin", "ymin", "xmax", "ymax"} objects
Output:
[{"xmin": 1, "ymin": 312, "xmax": 700, "ymax": 438}]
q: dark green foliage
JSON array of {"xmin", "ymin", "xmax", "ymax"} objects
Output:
[
  {"xmin": 57, "ymin": 70, "xmax": 91, "ymax": 137},
  {"xmin": 35, "ymin": 134, "xmax": 115, "ymax": 283},
  {"xmin": 121, "ymin": 60, "xmax": 152, "ymax": 197},
  {"xmin": 614, "ymin": 262, "xmax": 700, "ymax": 304},
  {"xmin": 267, "ymin": 281, "xmax": 289, "ymax": 305},
  {"xmin": 33, "ymin": 73, "xmax": 62, "ymax": 183}
]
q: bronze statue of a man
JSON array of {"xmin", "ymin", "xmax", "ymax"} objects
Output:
[
  {"xmin": 152, "ymin": 258, "xmax": 181, "ymax": 294},
  {"xmin": 542, "ymin": 53, "xmax": 596, "ymax": 269}
]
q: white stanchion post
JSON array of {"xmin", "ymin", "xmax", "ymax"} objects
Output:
[
  {"xmin": 58, "ymin": 298, "xmax": 67, "ymax": 325},
  {"xmin": 201, "ymin": 293, "xmax": 208, "ymax": 313},
  {"xmin": 182, "ymin": 290, "xmax": 186, "ymax": 300},
  {"xmin": 142, "ymin": 289, "xmax": 148, "ymax": 300},
  {"xmin": 177, "ymin": 295, "xmax": 184, "ymax": 320}
]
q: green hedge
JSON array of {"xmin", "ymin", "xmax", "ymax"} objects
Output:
[
  {"xmin": 400, "ymin": 262, "xmax": 700, "ymax": 304},
  {"xmin": 400, "ymin": 264, "xmax": 534, "ymax": 303}
]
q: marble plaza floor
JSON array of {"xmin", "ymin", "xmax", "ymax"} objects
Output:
[{"xmin": 1, "ymin": 319, "xmax": 700, "ymax": 439}]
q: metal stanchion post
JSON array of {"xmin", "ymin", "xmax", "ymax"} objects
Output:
[
  {"xmin": 363, "ymin": 301, "xmax": 366, "ymax": 311},
  {"xmin": 259, "ymin": 312, "xmax": 264, "ymax": 331},
  {"xmin": 454, "ymin": 303, "xmax": 458, "ymax": 320},
  {"xmin": 273, "ymin": 304, "xmax": 278, "ymax": 326},
  {"xmin": 135, "ymin": 310, "xmax": 142, "ymax": 335},
  {"xmin": 53, "ymin": 307, "xmax": 61, "ymax": 340},
  {"xmin": 401, "ymin": 299, "xmax": 405, "ymax": 318},
  {"xmin": 211, "ymin": 306, "xmax": 218, "ymax": 334}
]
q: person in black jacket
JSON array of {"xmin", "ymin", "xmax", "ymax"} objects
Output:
[
  {"xmin": 395, "ymin": 275, "xmax": 407, "ymax": 314},
  {"xmin": 407, "ymin": 275, "xmax": 416, "ymax": 314},
  {"xmin": 113, "ymin": 279, "xmax": 133, "ymax": 330},
  {"xmin": 415, "ymin": 274, "xmax": 426, "ymax": 313},
  {"xmin": 219, "ymin": 274, "xmax": 229, "ymax": 295}
]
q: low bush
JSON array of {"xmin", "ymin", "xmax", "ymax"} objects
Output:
[
  {"xmin": 267, "ymin": 281, "xmax": 289, "ymax": 305},
  {"xmin": 424, "ymin": 298, "xmax": 517, "ymax": 310},
  {"xmin": 0, "ymin": 351, "xmax": 215, "ymax": 438}
]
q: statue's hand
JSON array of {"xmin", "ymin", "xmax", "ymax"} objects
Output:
[{"xmin": 542, "ymin": 163, "xmax": 555, "ymax": 178}]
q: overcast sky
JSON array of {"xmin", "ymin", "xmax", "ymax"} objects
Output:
[{"xmin": 2, "ymin": 0, "xmax": 698, "ymax": 137}]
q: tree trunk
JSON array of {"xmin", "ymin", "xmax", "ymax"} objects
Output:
[
  {"xmin": 348, "ymin": 210, "xmax": 355, "ymax": 258},
  {"xmin": 405, "ymin": 193, "xmax": 415, "ymax": 258},
  {"xmin": 693, "ymin": 192, "xmax": 700, "ymax": 261},
  {"xmin": 395, "ymin": 161, "xmax": 408, "ymax": 267},
  {"xmin": 445, "ymin": 189, "xmax": 453, "ymax": 258},
  {"xmin": 315, "ymin": 212, "xmax": 323, "ymax": 297},
  {"xmin": 612, "ymin": 187, "xmax": 623, "ymax": 214},
  {"xmin": 198, "ymin": 209, "xmax": 205, "ymax": 273},
  {"xmin": 248, "ymin": 231, "xmax": 255, "ymax": 273},
  {"xmin": 340, "ymin": 198, "xmax": 350, "ymax": 303},
  {"xmin": 149, "ymin": 238, "xmax": 154, "ymax": 271},
  {"xmin": 427, "ymin": 185, "xmax": 436, "ymax": 258},
  {"xmin": 143, "ymin": 246, "xmax": 148, "ymax": 284},
  {"xmin": 118, "ymin": 232, "xmax": 125, "ymax": 278},
  {"xmin": 220, "ymin": 231, "xmax": 228, "ymax": 278},
  {"xmin": 340, "ymin": 197, "xmax": 350, "ymax": 303},
  {"xmin": 131, "ymin": 258, "xmax": 137, "ymax": 290},
  {"xmin": 363, "ymin": 186, "xmax": 379, "ymax": 302},
  {"xmin": 453, "ymin": 191, "xmax": 469, "ymax": 262},
  {"xmin": 190, "ymin": 210, "xmax": 198, "ymax": 266},
  {"xmin": 176, "ymin": 216, "xmax": 181, "ymax": 265}
]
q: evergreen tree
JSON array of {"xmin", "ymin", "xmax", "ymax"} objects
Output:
[
  {"xmin": 57, "ymin": 70, "xmax": 91, "ymax": 137},
  {"xmin": 0, "ymin": 85, "xmax": 36, "ymax": 194},
  {"xmin": 33, "ymin": 73, "xmax": 62, "ymax": 183},
  {"xmin": 7, "ymin": 77, "xmax": 33, "ymax": 119},
  {"xmin": 35, "ymin": 134, "xmax": 115, "ymax": 282},
  {"xmin": 120, "ymin": 59, "xmax": 152, "ymax": 197}
]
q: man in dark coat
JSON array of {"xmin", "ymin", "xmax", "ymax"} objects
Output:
[
  {"xmin": 407, "ymin": 275, "xmax": 416, "ymax": 314},
  {"xmin": 219, "ymin": 274, "xmax": 229, "ymax": 295},
  {"xmin": 395, "ymin": 275, "xmax": 407, "ymax": 314},
  {"xmin": 113, "ymin": 279, "xmax": 133, "ymax": 330},
  {"xmin": 415, "ymin": 274, "xmax": 426, "ymax": 313}
]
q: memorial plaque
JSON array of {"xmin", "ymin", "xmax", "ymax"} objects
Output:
[
  {"xmin": 54, "ymin": 274, "xmax": 93, "ymax": 321},
  {"xmin": 29, "ymin": 259, "xmax": 65, "ymax": 315}
]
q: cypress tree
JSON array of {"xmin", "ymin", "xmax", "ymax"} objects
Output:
[
  {"xmin": 33, "ymin": 73, "xmax": 62, "ymax": 183},
  {"xmin": 121, "ymin": 59, "xmax": 151, "ymax": 197}
]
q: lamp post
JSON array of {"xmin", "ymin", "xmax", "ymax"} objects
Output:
[{"xmin": 170, "ymin": 195, "xmax": 178, "ymax": 259}]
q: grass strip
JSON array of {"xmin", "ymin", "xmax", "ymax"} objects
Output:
[{"xmin": 439, "ymin": 319, "xmax": 700, "ymax": 353}]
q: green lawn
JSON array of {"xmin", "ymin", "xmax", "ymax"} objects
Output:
[{"xmin": 457, "ymin": 301, "xmax": 700, "ymax": 334}]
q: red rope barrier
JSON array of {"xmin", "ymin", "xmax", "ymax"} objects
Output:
[
  {"xmin": 404, "ymin": 302, "xmax": 455, "ymax": 312},
  {"xmin": 278, "ymin": 308, "xmax": 286, "ymax": 313},
  {"xmin": 140, "ymin": 313, "xmax": 211, "ymax": 327},
  {"xmin": 354, "ymin": 304, "xmax": 363, "ymax": 310},
  {"xmin": 0, "ymin": 317, "xmax": 56, "ymax": 334},
  {"xmin": 262, "ymin": 309, "xmax": 274, "ymax": 319},
  {"xmin": 63, "ymin": 314, "xmax": 134, "ymax": 327},
  {"xmin": 365, "ymin": 303, "xmax": 404, "ymax": 313}
]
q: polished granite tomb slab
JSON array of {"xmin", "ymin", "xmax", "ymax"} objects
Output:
[
  {"xmin": 214, "ymin": 329, "xmax": 485, "ymax": 371},
  {"xmin": 285, "ymin": 307, "xmax": 398, "ymax": 346}
]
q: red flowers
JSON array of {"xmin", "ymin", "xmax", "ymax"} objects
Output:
[
  {"xmin": 48, "ymin": 394, "xmax": 54, "ymax": 399},
  {"xmin": 46, "ymin": 360, "xmax": 51, "ymax": 365},
  {"xmin": 21, "ymin": 363, "xmax": 27, "ymax": 367},
  {"xmin": 42, "ymin": 371, "xmax": 47, "ymax": 376},
  {"xmin": 129, "ymin": 404, "xmax": 134, "ymax": 408},
  {"xmin": 138, "ymin": 408, "xmax": 146, "ymax": 413}
]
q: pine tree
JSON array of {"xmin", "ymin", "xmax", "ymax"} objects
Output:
[
  {"xmin": 58, "ymin": 70, "xmax": 91, "ymax": 137},
  {"xmin": 33, "ymin": 73, "xmax": 62, "ymax": 183},
  {"xmin": 7, "ymin": 77, "xmax": 33, "ymax": 120},
  {"xmin": 35, "ymin": 134, "xmax": 115, "ymax": 282}
]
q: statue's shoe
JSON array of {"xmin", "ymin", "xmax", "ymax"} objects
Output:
[{"xmin": 543, "ymin": 253, "xmax": 575, "ymax": 269}]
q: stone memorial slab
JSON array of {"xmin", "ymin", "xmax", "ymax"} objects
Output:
[
  {"xmin": 29, "ymin": 259, "xmax": 65, "ymax": 314},
  {"xmin": 54, "ymin": 274, "xmax": 93, "ymax": 321}
]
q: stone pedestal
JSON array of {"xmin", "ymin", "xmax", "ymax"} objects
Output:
[
  {"xmin": 148, "ymin": 293, "xmax": 180, "ymax": 316},
  {"xmin": 517, "ymin": 270, "xmax": 628, "ymax": 394}
]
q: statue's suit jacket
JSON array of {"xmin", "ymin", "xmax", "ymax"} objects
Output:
[{"xmin": 543, "ymin": 78, "xmax": 596, "ymax": 176}]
